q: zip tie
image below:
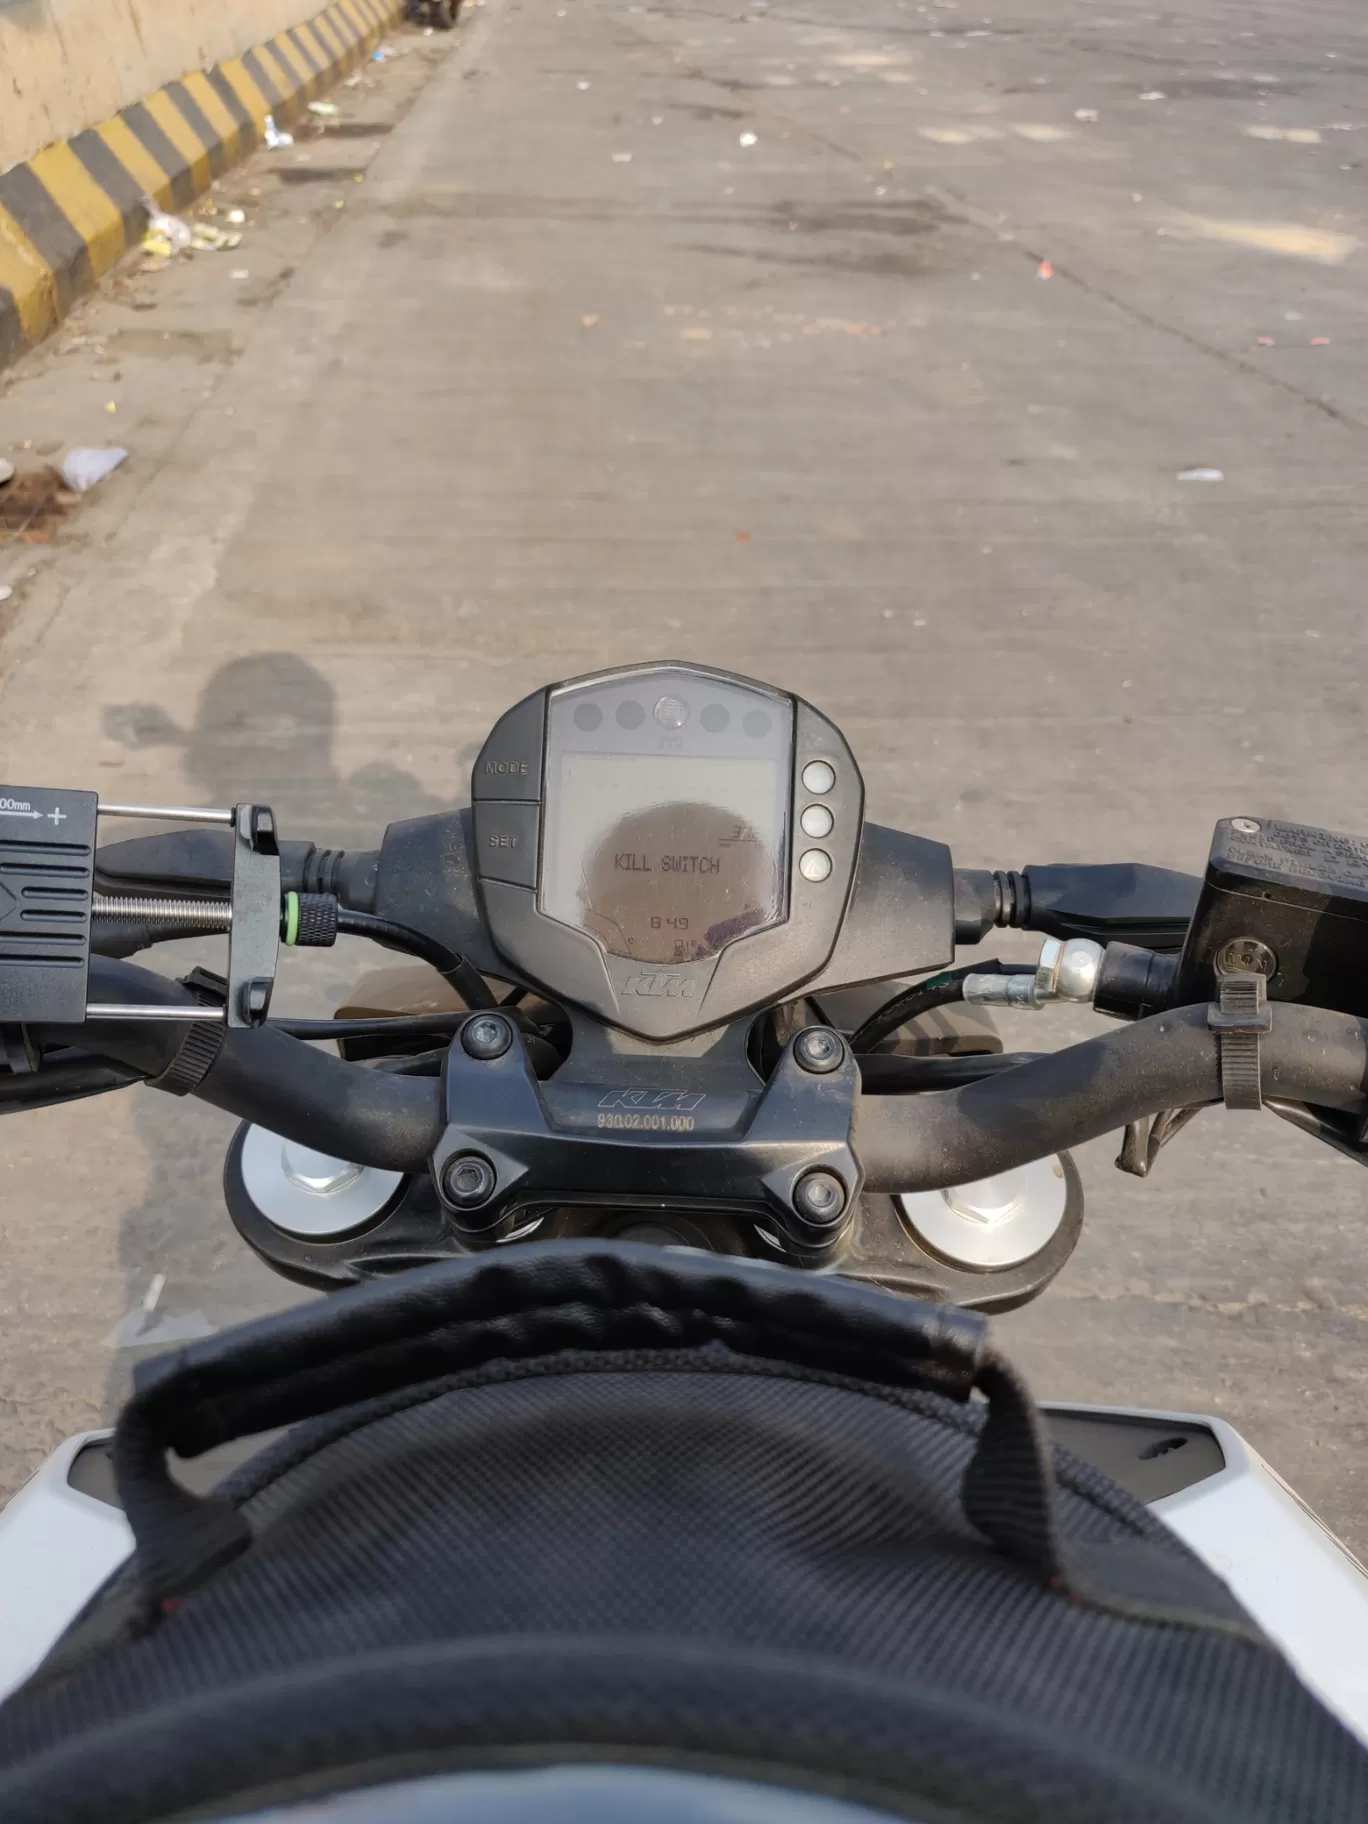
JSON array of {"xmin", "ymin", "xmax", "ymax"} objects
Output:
[{"xmin": 1208, "ymin": 972, "xmax": 1271, "ymax": 1111}]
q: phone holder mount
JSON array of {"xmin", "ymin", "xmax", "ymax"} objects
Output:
[{"xmin": 0, "ymin": 787, "xmax": 281, "ymax": 1035}]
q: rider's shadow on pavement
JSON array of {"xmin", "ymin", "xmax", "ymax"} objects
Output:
[{"xmin": 97, "ymin": 652, "xmax": 461, "ymax": 1398}]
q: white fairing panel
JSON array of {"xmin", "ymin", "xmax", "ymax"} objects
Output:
[
  {"xmin": 1048, "ymin": 1405, "xmax": 1368, "ymax": 1748},
  {"xmin": 1151, "ymin": 1415, "xmax": 1368, "ymax": 1747},
  {"xmin": 0, "ymin": 1432, "xmax": 131, "ymax": 1700}
]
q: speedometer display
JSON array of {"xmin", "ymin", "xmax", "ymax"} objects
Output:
[
  {"xmin": 472, "ymin": 663, "xmax": 864, "ymax": 1039},
  {"xmin": 542, "ymin": 753, "xmax": 788, "ymax": 963}
]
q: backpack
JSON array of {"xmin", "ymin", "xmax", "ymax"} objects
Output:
[{"xmin": 1, "ymin": 1239, "xmax": 1363, "ymax": 1823}]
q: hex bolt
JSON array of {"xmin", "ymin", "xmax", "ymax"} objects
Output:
[
  {"xmin": 1215, "ymin": 936, "xmax": 1277, "ymax": 979},
  {"xmin": 441, "ymin": 1153, "xmax": 498, "ymax": 1210},
  {"xmin": 792, "ymin": 1169, "xmax": 848, "ymax": 1226},
  {"xmin": 793, "ymin": 1027, "xmax": 844, "ymax": 1074},
  {"xmin": 462, "ymin": 1014, "xmax": 513, "ymax": 1061}
]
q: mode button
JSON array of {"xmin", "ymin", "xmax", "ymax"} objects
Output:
[{"xmin": 472, "ymin": 692, "xmax": 545, "ymax": 802}]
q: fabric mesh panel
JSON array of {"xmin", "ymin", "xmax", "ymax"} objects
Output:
[{"xmin": 0, "ymin": 1349, "xmax": 1363, "ymax": 1824}]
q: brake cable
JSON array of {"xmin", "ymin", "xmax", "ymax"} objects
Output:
[{"xmin": 849, "ymin": 960, "xmax": 1037, "ymax": 1054}]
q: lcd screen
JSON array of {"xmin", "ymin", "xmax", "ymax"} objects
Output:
[{"xmin": 541, "ymin": 752, "xmax": 788, "ymax": 964}]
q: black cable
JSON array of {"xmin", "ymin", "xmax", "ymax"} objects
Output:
[
  {"xmin": 849, "ymin": 960, "xmax": 1036, "ymax": 1054},
  {"xmin": 334, "ymin": 909, "xmax": 497, "ymax": 1010},
  {"xmin": 857, "ymin": 1051, "xmax": 1045, "ymax": 1093},
  {"xmin": 272, "ymin": 1013, "xmax": 466, "ymax": 1042},
  {"xmin": 0, "ymin": 1052, "xmax": 145, "ymax": 1110}
]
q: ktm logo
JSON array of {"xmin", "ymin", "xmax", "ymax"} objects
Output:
[
  {"xmin": 622, "ymin": 970, "xmax": 697, "ymax": 999},
  {"xmin": 598, "ymin": 1090, "xmax": 706, "ymax": 1112}
]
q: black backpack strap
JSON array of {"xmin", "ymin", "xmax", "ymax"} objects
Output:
[{"xmin": 113, "ymin": 1240, "xmax": 1262, "ymax": 1643}]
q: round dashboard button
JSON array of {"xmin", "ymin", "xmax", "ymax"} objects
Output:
[
  {"xmin": 616, "ymin": 700, "xmax": 645, "ymax": 730},
  {"xmin": 799, "ymin": 848, "xmax": 832, "ymax": 883},
  {"xmin": 573, "ymin": 702, "xmax": 603, "ymax": 732},
  {"xmin": 800, "ymin": 803, "xmax": 834, "ymax": 839},
  {"xmin": 654, "ymin": 694, "xmax": 690, "ymax": 729},
  {"xmin": 801, "ymin": 760, "xmax": 835, "ymax": 795},
  {"xmin": 700, "ymin": 703, "xmax": 729, "ymax": 733},
  {"xmin": 743, "ymin": 709, "xmax": 772, "ymax": 738}
]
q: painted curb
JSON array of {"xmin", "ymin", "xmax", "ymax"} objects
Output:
[{"xmin": 0, "ymin": 0, "xmax": 404, "ymax": 373}]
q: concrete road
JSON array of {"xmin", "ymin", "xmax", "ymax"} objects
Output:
[{"xmin": 2, "ymin": 0, "xmax": 1367, "ymax": 1546}]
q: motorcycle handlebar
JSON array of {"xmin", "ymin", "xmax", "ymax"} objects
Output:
[
  {"xmin": 858, "ymin": 1001, "xmax": 1368, "ymax": 1192},
  {"xmin": 40, "ymin": 960, "xmax": 445, "ymax": 1173},
  {"xmin": 42, "ymin": 963, "xmax": 1368, "ymax": 1193}
]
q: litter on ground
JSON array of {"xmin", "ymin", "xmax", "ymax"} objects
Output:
[
  {"xmin": 1178, "ymin": 468, "xmax": 1224, "ymax": 482},
  {"xmin": 264, "ymin": 114, "xmax": 294, "ymax": 149},
  {"xmin": 60, "ymin": 448, "xmax": 128, "ymax": 493}
]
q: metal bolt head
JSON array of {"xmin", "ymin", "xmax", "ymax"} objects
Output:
[
  {"xmin": 793, "ymin": 1026, "xmax": 844, "ymax": 1074},
  {"xmin": 1215, "ymin": 936, "xmax": 1277, "ymax": 979},
  {"xmin": 1230, "ymin": 817, "xmax": 1261, "ymax": 836},
  {"xmin": 441, "ymin": 1153, "xmax": 497, "ymax": 1209},
  {"xmin": 462, "ymin": 1013, "xmax": 513, "ymax": 1060},
  {"xmin": 281, "ymin": 1140, "xmax": 362, "ymax": 1197},
  {"xmin": 792, "ymin": 1169, "xmax": 848, "ymax": 1226}
]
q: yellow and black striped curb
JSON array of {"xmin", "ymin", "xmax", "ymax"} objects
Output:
[{"xmin": 0, "ymin": 0, "xmax": 404, "ymax": 373}]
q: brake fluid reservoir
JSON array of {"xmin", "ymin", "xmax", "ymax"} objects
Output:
[{"xmin": 896, "ymin": 1156, "xmax": 1071, "ymax": 1270}]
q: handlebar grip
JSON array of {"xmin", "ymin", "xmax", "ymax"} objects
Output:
[
  {"xmin": 857, "ymin": 1001, "xmax": 1368, "ymax": 1193},
  {"xmin": 34, "ymin": 959, "xmax": 444, "ymax": 1173}
]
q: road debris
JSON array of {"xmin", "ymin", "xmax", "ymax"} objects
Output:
[
  {"xmin": 309, "ymin": 101, "xmax": 340, "ymax": 117},
  {"xmin": 1037, "ymin": 259, "xmax": 1053, "ymax": 279},
  {"xmin": 264, "ymin": 114, "xmax": 294, "ymax": 149},
  {"xmin": 581, "ymin": 314, "xmax": 601, "ymax": 327},
  {"xmin": 1257, "ymin": 335, "xmax": 1274, "ymax": 345},
  {"xmin": 141, "ymin": 200, "xmax": 193, "ymax": 259},
  {"xmin": 1310, "ymin": 336, "xmax": 1332, "ymax": 346},
  {"xmin": 1074, "ymin": 108, "xmax": 1099, "ymax": 122},
  {"xmin": 104, "ymin": 401, "xmax": 118, "ymax": 414},
  {"xmin": 0, "ymin": 585, "xmax": 11, "ymax": 604},
  {"xmin": 191, "ymin": 223, "xmax": 242, "ymax": 251},
  {"xmin": 1178, "ymin": 467, "xmax": 1224, "ymax": 482},
  {"xmin": 60, "ymin": 448, "xmax": 128, "ymax": 493},
  {"xmin": 740, "ymin": 131, "xmax": 758, "ymax": 147},
  {"xmin": 105, "ymin": 1273, "xmax": 216, "ymax": 1348},
  {"xmin": 577, "ymin": 80, "xmax": 591, "ymax": 90},
  {"xmin": 226, "ymin": 208, "xmax": 246, "ymax": 225},
  {"xmin": 1139, "ymin": 91, "xmax": 1166, "ymax": 101},
  {"xmin": 612, "ymin": 151, "xmax": 633, "ymax": 163},
  {"xmin": 232, "ymin": 269, "xmax": 250, "ymax": 280},
  {"xmin": 1246, "ymin": 125, "xmax": 1322, "ymax": 144}
]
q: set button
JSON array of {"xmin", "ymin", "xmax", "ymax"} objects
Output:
[{"xmin": 473, "ymin": 800, "xmax": 540, "ymax": 889}]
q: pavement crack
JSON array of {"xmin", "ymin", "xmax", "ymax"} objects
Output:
[
  {"xmin": 1050, "ymin": 1283, "xmax": 1368, "ymax": 1322},
  {"xmin": 926, "ymin": 181, "xmax": 1368, "ymax": 439}
]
